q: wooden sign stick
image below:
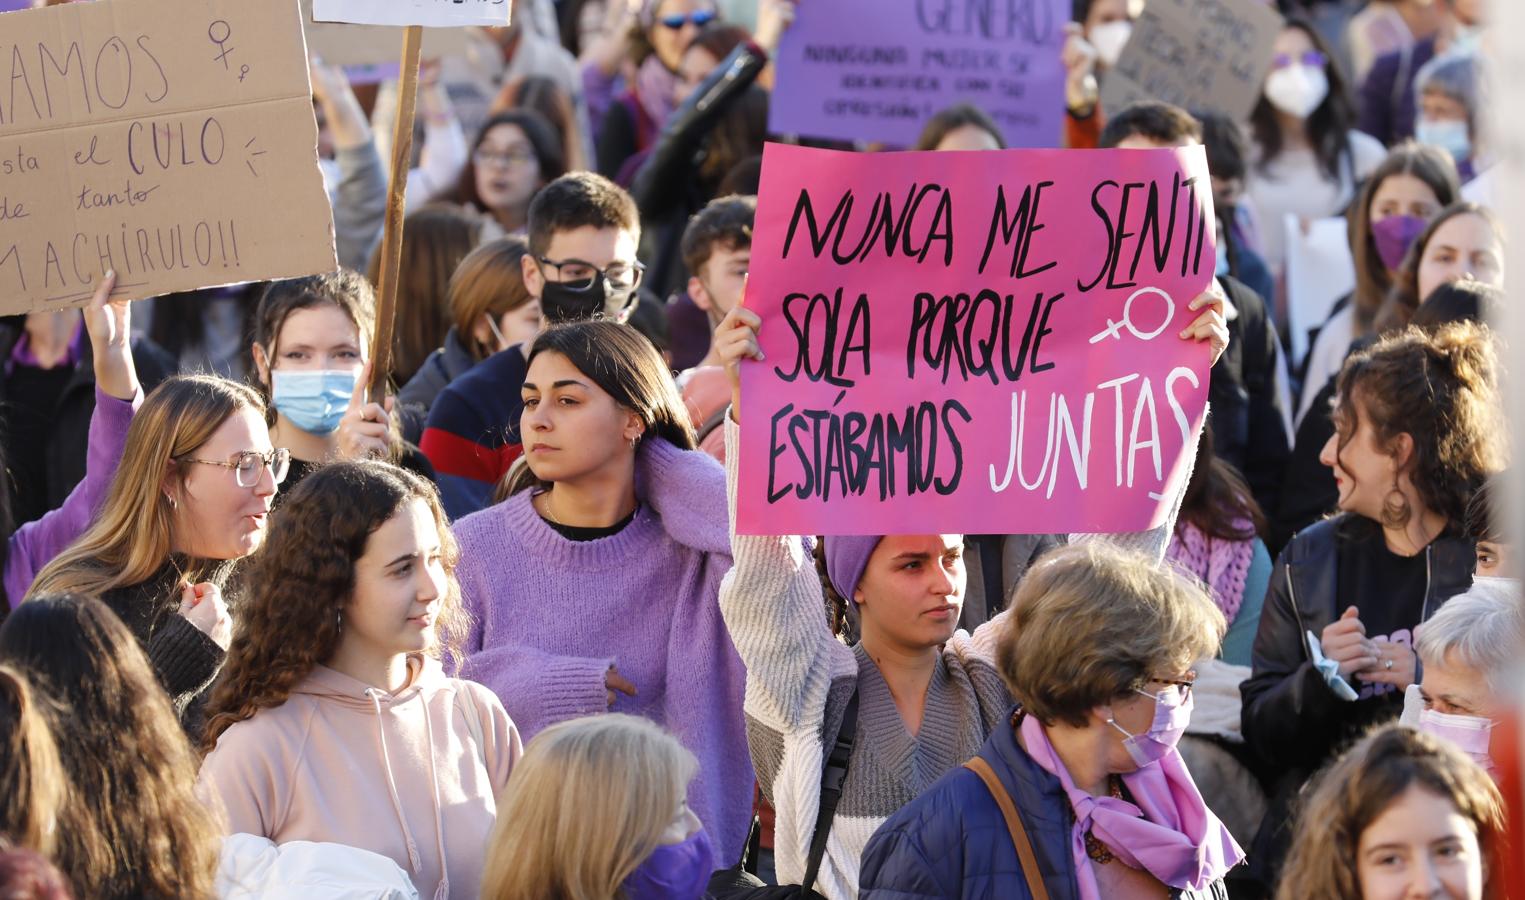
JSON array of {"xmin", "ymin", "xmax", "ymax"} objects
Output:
[{"xmin": 367, "ymin": 24, "xmax": 423, "ymax": 403}]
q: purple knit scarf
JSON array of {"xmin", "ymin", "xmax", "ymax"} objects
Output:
[{"xmin": 1164, "ymin": 520, "xmax": 1254, "ymax": 623}]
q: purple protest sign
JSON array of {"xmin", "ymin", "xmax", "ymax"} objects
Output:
[
  {"xmin": 0, "ymin": 0, "xmax": 31, "ymax": 12},
  {"xmin": 769, "ymin": 0, "xmax": 1068, "ymax": 148}
]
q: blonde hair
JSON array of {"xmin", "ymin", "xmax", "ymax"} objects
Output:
[
  {"xmin": 0, "ymin": 664, "xmax": 64, "ymax": 856},
  {"xmin": 449, "ymin": 237, "xmax": 533, "ymax": 362},
  {"xmin": 1277, "ymin": 724, "xmax": 1505, "ymax": 900},
  {"xmin": 996, "ymin": 542, "xmax": 1225, "ymax": 728},
  {"xmin": 481, "ymin": 715, "xmax": 697, "ymax": 900},
  {"xmin": 29, "ymin": 376, "xmax": 266, "ymax": 598}
]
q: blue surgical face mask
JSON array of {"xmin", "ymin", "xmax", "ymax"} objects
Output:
[
  {"xmin": 620, "ymin": 827, "xmax": 713, "ymax": 900},
  {"xmin": 271, "ymin": 369, "xmax": 356, "ymax": 436},
  {"xmin": 1415, "ymin": 118, "xmax": 1472, "ymax": 164}
]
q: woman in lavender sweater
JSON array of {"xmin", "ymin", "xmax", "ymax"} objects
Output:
[
  {"xmin": 451, "ymin": 320, "xmax": 746, "ymax": 867},
  {"xmin": 3, "ymin": 272, "xmax": 142, "ymax": 612}
]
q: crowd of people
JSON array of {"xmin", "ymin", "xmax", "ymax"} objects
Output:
[{"xmin": 0, "ymin": 0, "xmax": 1519, "ymax": 898}]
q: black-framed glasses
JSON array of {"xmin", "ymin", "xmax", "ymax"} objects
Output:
[
  {"xmin": 180, "ymin": 448, "xmax": 291, "ymax": 488},
  {"xmin": 658, "ymin": 9, "xmax": 716, "ymax": 29},
  {"xmin": 536, "ymin": 256, "xmax": 645, "ymax": 292}
]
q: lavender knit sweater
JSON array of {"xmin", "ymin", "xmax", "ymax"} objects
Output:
[{"xmin": 451, "ymin": 437, "xmax": 750, "ymax": 866}]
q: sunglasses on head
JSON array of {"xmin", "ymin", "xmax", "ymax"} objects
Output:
[
  {"xmin": 658, "ymin": 9, "xmax": 716, "ymax": 29},
  {"xmin": 1272, "ymin": 50, "xmax": 1327, "ymax": 69}
]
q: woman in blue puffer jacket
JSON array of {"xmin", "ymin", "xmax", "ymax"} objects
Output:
[{"xmin": 859, "ymin": 542, "xmax": 1243, "ymax": 899}]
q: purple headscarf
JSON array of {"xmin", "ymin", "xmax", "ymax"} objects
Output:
[{"xmin": 824, "ymin": 536, "xmax": 883, "ymax": 605}]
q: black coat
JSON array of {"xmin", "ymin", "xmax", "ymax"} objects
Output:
[
  {"xmin": 1239, "ymin": 514, "xmax": 1474, "ymax": 884},
  {"xmin": 1209, "ymin": 278, "xmax": 1291, "ymax": 519},
  {"xmin": 0, "ymin": 324, "xmax": 176, "ymax": 524}
]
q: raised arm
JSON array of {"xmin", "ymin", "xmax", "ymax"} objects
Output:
[
  {"xmin": 6, "ymin": 274, "xmax": 141, "ymax": 606},
  {"xmin": 714, "ymin": 304, "xmax": 855, "ymax": 732}
]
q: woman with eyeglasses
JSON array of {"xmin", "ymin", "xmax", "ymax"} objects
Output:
[
  {"xmin": 591, "ymin": 0, "xmax": 720, "ymax": 184},
  {"xmin": 28, "ymin": 375, "xmax": 282, "ymax": 731},
  {"xmin": 1245, "ymin": 19, "xmax": 1386, "ymax": 293},
  {"xmin": 449, "ymin": 110, "xmax": 568, "ymax": 240},
  {"xmin": 861, "ymin": 543, "xmax": 1242, "ymax": 899}
]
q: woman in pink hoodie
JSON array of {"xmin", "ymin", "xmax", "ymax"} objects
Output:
[{"xmin": 198, "ymin": 461, "xmax": 522, "ymax": 900}]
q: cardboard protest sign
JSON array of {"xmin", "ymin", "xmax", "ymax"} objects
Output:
[
  {"xmin": 313, "ymin": 0, "xmax": 509, "ymax": 28},
  {"xmin": 1100, "ymin": 0, "xmax": 1283, "ymax": 120},
  {"xmin": 0, "ymin": 0, "xmax": 335, "ymax": 315},
  {"xmin": 770, "ymin": 0, "xmax": 1068, "ymax": 148},
  {"xmin": 738, "ymin": 143, "xmax": 1217, "ymax": 536},
  {"xmin": 301, "ymin": 0, "xmax": 479, "ymax": 67}
]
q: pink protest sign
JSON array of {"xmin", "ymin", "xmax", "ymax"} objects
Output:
[{"xmin": 737, "ymin": 143, "xmax": 1216, "ymax": 536}]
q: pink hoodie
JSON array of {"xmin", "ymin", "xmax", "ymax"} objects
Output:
[{"xmin": 199, "ymin": 654, "xmax": 521, "ymax": 900}]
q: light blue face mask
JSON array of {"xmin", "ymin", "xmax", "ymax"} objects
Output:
[
  {"xmin": 1415, "ymin": 118, "xmax": 1472, "ymax": 164},
  {"xmin": 271, "ymin": 369, "xmax": 357, "ymax": 436}
]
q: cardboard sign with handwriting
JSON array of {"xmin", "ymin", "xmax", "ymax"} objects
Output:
[
  {"xmin": 313, "ymin": 0, "xmax": 509, "ymax": 28},
  {"xmin": 0, "ymin": 0, "xmax": 335, "ymax": 314},
  {"xmin": 1100, "ymin": 0, "xmax": 1283, "ymax": 120}
]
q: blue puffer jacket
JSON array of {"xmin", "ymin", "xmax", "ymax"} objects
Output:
[{"xmin": 859, "ymin": 708, "xmax": 1231, "ymax": 900}]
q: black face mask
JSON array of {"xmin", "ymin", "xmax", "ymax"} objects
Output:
[{"xmin": 540, "ymin": 272, "xmax": 634, "ymax": 324}]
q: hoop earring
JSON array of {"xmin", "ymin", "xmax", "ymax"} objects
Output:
[
  {"xmin": 1382, "ymin": 483, "xmax": 1411, "ymax": 529},
  {"xmin": 164, "ymin": 493, "xmax": 178, "ymax": 510}
]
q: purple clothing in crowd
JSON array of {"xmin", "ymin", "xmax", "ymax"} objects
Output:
[
  {"xmin": 5, "ymin": 319, "xmax": 85, "ymax": 377},
  {"xmin": 6, "ymin": 386, "xmax": 138, "ymax": 606},
  {"xmin": 450, "ymin": 436, "xmax": 749, "ymax": 867}
]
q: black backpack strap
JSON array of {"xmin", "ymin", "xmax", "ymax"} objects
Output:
[{"xmin": 799, "ymin": 688, "xmax": 860, "ymax": 894}]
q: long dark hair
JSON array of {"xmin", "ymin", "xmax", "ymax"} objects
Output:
[
  {"xmin": 1178, "ymin": 426, "xmax": 1265, "ymax": 542},
  {"xmin": 1346, "ymin": 144, "xmax": 1459, "ymax": 333},
  {"xmin": 0, "ymin": 594, "xmax": 221, "ymax": 900},
  {"xmin": 508, "ymin": 322, "xmax": 696, "ymax": 496},
  {"xmin": 203, "ymin": 461, "xmax": 468, "ymax": 751},
  {"xmin": 1250, "ymin": 18, "xmax": 1356, "ymax": 181},
  {"xmin": 451, "ymin": 111, "xmax": 568, "ymax": 214}
]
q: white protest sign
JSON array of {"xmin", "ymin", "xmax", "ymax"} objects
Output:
[
  {"xmin": 313, "ymin": 0, "xmax": 510, "ymax": 28},
  {"xmin": 0, "ymin": 0, "xmax": 335, "ymax": 315},
  {"xmin": 1284, "ymin": 214, "xmax": 1356, "ymax": 368}
]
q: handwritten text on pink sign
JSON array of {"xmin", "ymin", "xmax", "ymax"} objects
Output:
[{"xmin": 738, "ymin": 143, "xmax": 1216, "ymax": 535}]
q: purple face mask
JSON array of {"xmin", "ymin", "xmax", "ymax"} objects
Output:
[
  {"xmin": 1371, "ymin": 214, "xmax": 1429, "ymax": 271},
  {"xmin": 1109, "ymin": 686, "xmax": 1194, "ymax": 768},
  {"xmin": 621, "ymin": 828, "xmax": 713, "ymax": 900}
]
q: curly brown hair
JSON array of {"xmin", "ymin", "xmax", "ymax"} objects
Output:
[
  {"xmin": 0, "ymin": 594, "xmax": 221, "ymax": 900},
  {"xmin": 1276, "ymin": 724, "xmax": 1505, "ymax": 900},
  {"xmin": 1332, "ymin": 321, "xmax": 1505, "ymax": 530},
  {"xmin": 202, "ymin": 461, "xmax": 469, "ymax": 752}
]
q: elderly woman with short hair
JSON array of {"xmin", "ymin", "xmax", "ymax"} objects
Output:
[
  {"xmin": 1415, "ymin": 52, "xmax": 1491, "ymax": 181},
  {"xmin": 1402, "ymin": 580, "xmax": 1524, "ymax": 778},
  {"xmin": 860, "ymin": 542, "xmax": 1244, "ymax": 899}
]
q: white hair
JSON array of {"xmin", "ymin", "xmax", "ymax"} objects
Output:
[{"xmin": 1416, "ymin": 581, "xmax": 1525, "ymax": 693}]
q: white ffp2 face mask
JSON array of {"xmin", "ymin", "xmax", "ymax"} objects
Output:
[
  {"xmin": 1090, "ymin": 21, "xmax": 1133, "ymax": 68},
  {"xmin": 1263, "ymin": 65, "xmax": 1329, "ymax": 119}
]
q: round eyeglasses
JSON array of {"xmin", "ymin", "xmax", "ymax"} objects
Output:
[{"xmin": 179, "ymin": 448, "xmax": 291, "ymax": 488}]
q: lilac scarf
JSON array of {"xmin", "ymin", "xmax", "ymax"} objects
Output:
[
  {"xmin": 1019, "ymin": 713, "xmax": 1243, "ymax": 897},
  {"xmin": 1165, "ymin": 519, "xmax": 1254, "ymax": 623}
]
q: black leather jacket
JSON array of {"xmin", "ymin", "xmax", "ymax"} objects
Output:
[{"xmin": 1240, "ymin": 514, "xmax": 1475, "ymax": 773}]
